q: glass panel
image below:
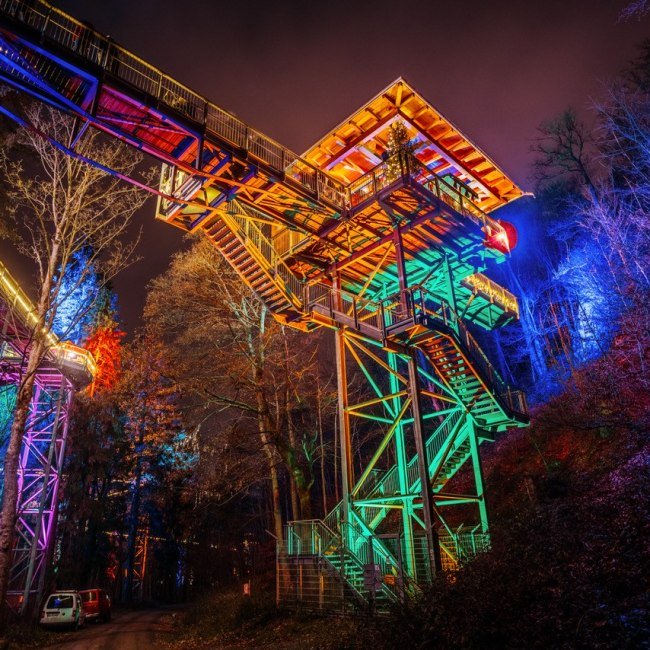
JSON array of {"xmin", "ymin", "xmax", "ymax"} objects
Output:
[{"xmin": 47, "ymin": 595, "xmax": 74, "ymax": 609}]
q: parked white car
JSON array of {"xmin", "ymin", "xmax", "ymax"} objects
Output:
[{"xmin": 40, "ymin": 591, "xmax": 86, "ymax": 629}]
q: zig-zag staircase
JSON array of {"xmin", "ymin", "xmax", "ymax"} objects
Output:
[{"xmin": 283, "ymin": 289, "xmax": 527, "ymax": 610}]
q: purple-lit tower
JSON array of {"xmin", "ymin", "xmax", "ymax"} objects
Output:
[{"xmin": 0, "ymin": 260, "xmax": 96, "ymax": 613}]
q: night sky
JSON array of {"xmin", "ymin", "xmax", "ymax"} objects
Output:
[{"xmin": 2, "ymin": 0, "xmax": 648, "ymax": 331}]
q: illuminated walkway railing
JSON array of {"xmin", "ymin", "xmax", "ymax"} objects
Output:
[
  {"xmin": 348, "ymin": 151, "xmax": 507, "ymax": 240},
  {"xmin": 0, "ymin": 1, "xmax": 513, "ymax": 227},
  {"xmin": 0, "ymin": 0, "xmax": 347, "ymax": 208},
  {"xmin": 303, "ymin": 282, "xmax": 527, "ymax": 417},
  {"xmin": 0, "ymin": 260, "xmax": 97, "ymax": 380}
]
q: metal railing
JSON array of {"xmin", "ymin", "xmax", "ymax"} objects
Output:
[
  {"xmin": 303, "ymin": 282, "xmax": 527, "ymax": 417},
  {"xmin": 285, "ymin": 518, "xmax": 402, "ymax": 605},
  {"xmin": 0, "ymin": 0, "xmax": 347, "ymax": 209},
  {"xmin": 0, "ymin": 1, "xmax": 517, "ymax": 236},
  {"xmin": 0, "ymin": 260, "xmax": 97, "ymax": 381},
  {"xmin": 355, "ymin": 409, "xmax": 464, "ymax": 504},
  {"xmin": 438, "ymin": 524, "xmax": 490, "ymax": 564},
  {"xmin": 348, "ymin": 151, "xmax": 506, "ymax": 239},
  {"xmin": 224, "ymin": 204, "xmax": 304, "ymax": 305},
  {"xmin": 303, "ymin": 283, "xmax": 384, "ymax": 334}
]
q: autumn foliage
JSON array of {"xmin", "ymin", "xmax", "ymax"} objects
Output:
[{"xmin": 84, "ymin": 320, "xmax": 125, "ymax": 395}]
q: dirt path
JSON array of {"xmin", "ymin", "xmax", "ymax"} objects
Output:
[{"xmin": 44, "ymin": 607, "xmax": 178, "ymax": 650}]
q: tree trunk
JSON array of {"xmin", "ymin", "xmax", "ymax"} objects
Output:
[
  {"xmin": 258, "ymin": 425, "xmax": 283, "ymax": 543},
  {"xmin": 286, "ymin": 411, "xmax": 300, "ymax": 521},
  {"xmin": 123, "ymin": 428, "xmax": 143, "ymax": 603}
]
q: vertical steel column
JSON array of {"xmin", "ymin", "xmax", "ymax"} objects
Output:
[
  {"xmin": 35, "ymin": 380, "xmax": 72, "ymax": 609},
  {"xmin": 385, "ymin": 225, "xmax": 416, "ymax": 576},
  {"xmin": 387, "ymin": 352, "xmax": 416, "ymax": 577},
  {"xmin": 19, "ymin": 374, "xmax": 67, "ymax": 614},
  {"xmin": 393, "ymin": 226, "xmax": 441, "ymax": 579},
  {"xmin": 10, "ymin": 372, "xmax": 73, "ymax": 613},
  {"xmin": 408, "ymin": 351, "xmax": 442, "ymax": 576},
  {"xmin": 468, "ymin": 420, "xmax": 489, "ymax": 533},
  {"xmin": 334, "ymin": 328, "xmax": 353, "ymax": 534}
]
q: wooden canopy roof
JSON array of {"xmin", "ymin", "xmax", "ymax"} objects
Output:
[{"xmin": 302, "ymin": 78, "xmax": 523, "ymax": 213}]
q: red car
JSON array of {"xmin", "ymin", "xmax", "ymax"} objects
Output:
[{"xmin": 79, "ymin": 589, "xmax": 111, "ymax": 623}]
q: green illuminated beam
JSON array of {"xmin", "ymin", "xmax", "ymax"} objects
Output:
[
  {"xmin": 351, "ymin": 397, "xmax": 411, "ymax": 497},
  {"xmin": 344, "ymin": 337, "xmax": 398, "ymax": 419}
]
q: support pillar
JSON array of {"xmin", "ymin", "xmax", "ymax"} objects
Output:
[
  {"xmin": 9, "ymin": 372, "xmax": 73, "ymax": 615},
  {"xmin": 334, "ymin": 328, "xmax": 353, "ymax": 534},
  {"xmin": 408, "ymin": 351, "xmax": 442, "ymax": 576},
  {"xmin": 387, "ymin": 351, "xmax": 415, "ymax": 577},
  {"xmin": 394, "ymin": 224, "xmax": 442, "ymax": 579},
  {"xmin": 20, "ymin": 375, "xmax": 66, "ymax": 615},
  {"xmin": 469, "ymin": 420, "xmax": 489, "ymax": 533}
]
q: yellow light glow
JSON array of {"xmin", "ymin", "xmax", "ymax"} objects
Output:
[
  {"xmin": 463, "ymin": 273, "xmax": 519, "ymax": 317},
  {"xmin": 0, "ymin": 260, "xmax": 97, "ymax": 379}
]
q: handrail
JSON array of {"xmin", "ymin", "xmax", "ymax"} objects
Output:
[
  {"xmin": 438, "ymin": 527, "xmax": 490, "ymax": 563},
  {"xmin": 0, "ymin": 259, "xmax": 97, "ymax": 379},
  {"xmin": 344, "ymin": 515, "xmax": 402, "ymax": 602},
  {"xmin": 0, "ymin": 0, "xmax": 347, "ymax": 209},
  {"xmin": 224, "ymin": 201, "xmax": 304, "ymax": 305},
  {"xmin": 386, "ymin": 286, "xmax": 520, "ymax": 411},
  {"xmin": 0, "ymin": 259, "xmax": 58, "ymax": 349},
  {"xmin": 348, "ymin": 151, "xmax": 506, "ymax": 239},
  {"xmin": 0, "ymin": 1, "xmax": 518, "ymax": 229},
  {"xmin": 304, "ymin": 282, "xmax": 526, "ymax": 417}
]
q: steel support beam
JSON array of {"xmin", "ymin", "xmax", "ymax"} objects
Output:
[{"xmin": 408, "ymin": 351, "xmax": 443, "ymax": 576}]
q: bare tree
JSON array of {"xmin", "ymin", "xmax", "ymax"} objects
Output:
[
  {"xmin": 619, "ymin": 0, "xmax": 650, "ymax": 21},
  {"xmin": 144, "ymin": 237, "xmax": 337, "ymax": 540},
  {"xmin": 531, "ymin": 109, "xmax": 598, "ymax": 199},
  {"xmin": 0, "ymin": 101, "xmax": 149, "ymax": 617}
]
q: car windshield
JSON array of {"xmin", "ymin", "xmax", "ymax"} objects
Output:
[
  {"xmin": 46, "ymin": 595, "xmax": 74, "ymax": 609},
  {"xmin": 81, "ymin": 592, "xmax": 96, "ymax": 602}
]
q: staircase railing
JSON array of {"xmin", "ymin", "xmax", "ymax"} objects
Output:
[
  {"xmin": 285, "ymin": 519, "xmax": 401, "ymax": 604},
  {"xmin": 304, "ymin": 282, "xmax": 526, "ymax": 417},
  {"xmin": 382, "ymin": 288, "xmax": 527, "ymax": 417},
  {"xmin": 343, "ymin": 516, "xmax": 401, "ymax": 602},
  {"xmin": 438, "ymin": 524, "xmax": 490, "ymax": 564},
  {"xmin": 354, "ymin": 409, "xmax": 463, "ymax": 503},
  {"xmin": 219, "ymin": 204, "xmax": 304, "ymax": 308}
]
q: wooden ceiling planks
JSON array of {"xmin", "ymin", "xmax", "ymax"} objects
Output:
[{"xmin": 302, "ymin": 78, "xmax": 523, "ymax": 213}]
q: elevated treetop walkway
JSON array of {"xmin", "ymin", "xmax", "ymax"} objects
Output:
[
  {"xmin": 0, "ymin": 259, "xmax": 96, "ymax": 384},
  {"xmin": 0, "ymin": 0, "xmax": 529, "ymax": 612}
]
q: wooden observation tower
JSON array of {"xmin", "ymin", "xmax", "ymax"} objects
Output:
[{"xmin": 0, "ymin": 0, "xmax": 528, "ymax": 611}]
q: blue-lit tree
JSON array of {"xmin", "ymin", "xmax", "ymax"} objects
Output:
[
  {"xmin": 50, "ymin": 247, "xmax": 102, "ymax": 345},
  {"xmin": 488, "ymin": 43, "xmax": 650, "ymax": 404}
]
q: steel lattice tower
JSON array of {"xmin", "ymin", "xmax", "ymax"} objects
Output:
[{"xmin": 0, "ymin": 261, "xmax": 95, "ymax": 613}]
